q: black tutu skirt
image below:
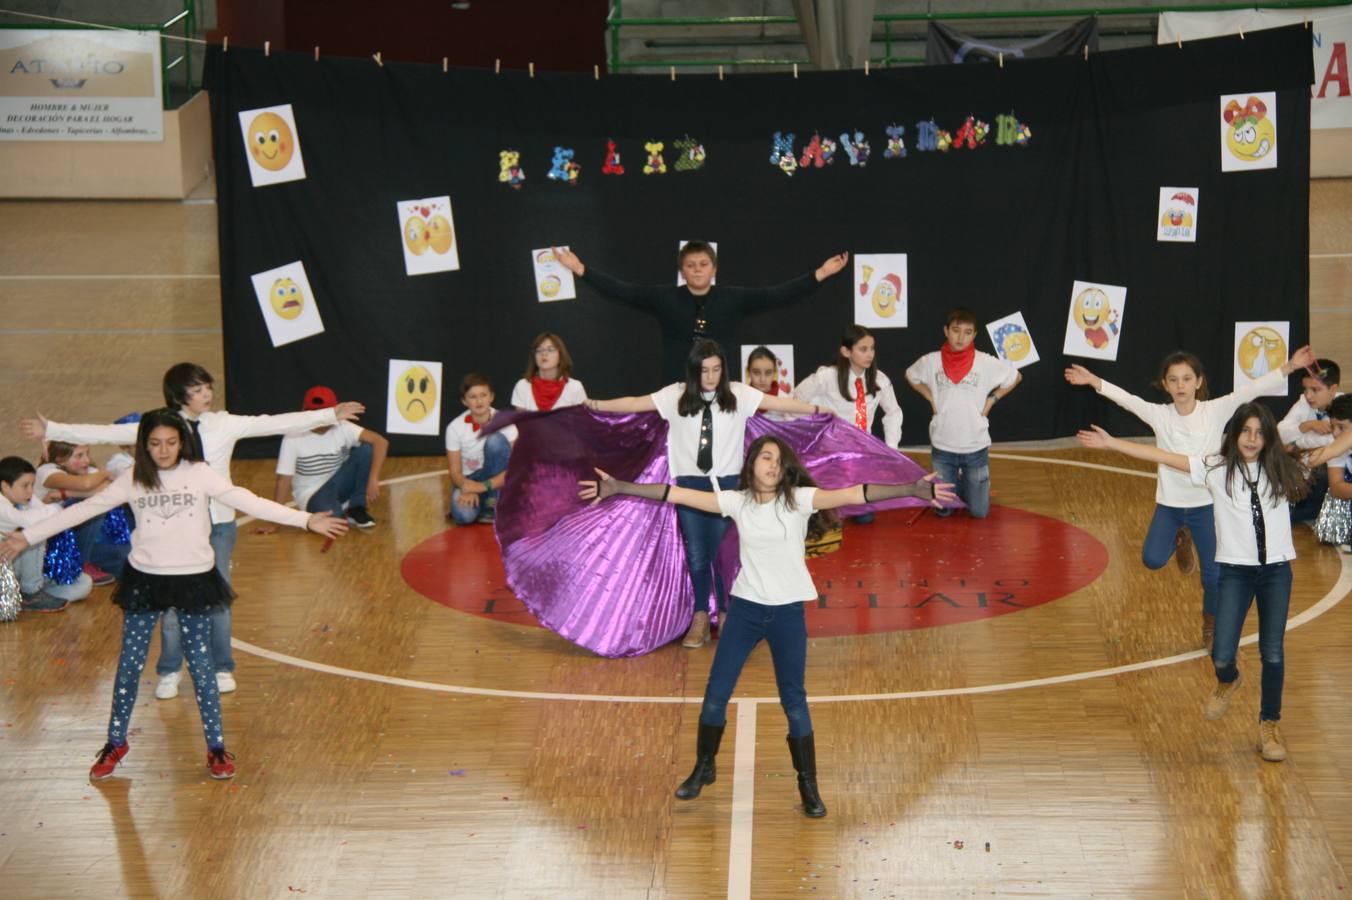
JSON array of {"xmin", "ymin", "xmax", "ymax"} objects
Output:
[{"xmin": 112, "ymin": 564, "xmax": 233, "ymax": 614}]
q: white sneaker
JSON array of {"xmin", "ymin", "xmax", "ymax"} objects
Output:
[
  {"xmin": 216, "ymin": 671, "xmax": 237, "ymax": 694},
  {"xmin": 155, "ymin": 671, "xmax": 181, "ymax": 700}
]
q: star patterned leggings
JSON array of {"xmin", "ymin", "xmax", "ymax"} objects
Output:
[{"xmin": 110, "ymin": 610, "xmax": 224, "ymax": 749}]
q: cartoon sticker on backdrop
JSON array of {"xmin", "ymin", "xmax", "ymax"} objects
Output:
[
  {"xmin": 1233, "ymin": 322, "xmax": 1290, "ymax": 396},
  {"xmin": 498, "ymin": 150, "xmax": 525, "ymax": 189},
  {"xmin": 396, "ymin": 196, "xmax": 459, "ymax": 276},
  {"xmin": 770, "ymin": 131, "xmax": 797, "ymax": 176},
  {"xmin": 995, "ymin": 111, "xmax": 1032, "ymax": 147},
  {"xmin": 547, "ymin": 146, "xmax": 581, "ymax": 185},
  {"xmin": 677, "ymin": 240, "xmax": 718, "ymax": 287},
  {"xmin": 840, "ymin": 131, "xmax": 870, "ymax": 166},
  {"xmin": 250, "ymin": 260, "xmax": 324, "ymax": 348},
  {"xmin": 952, "ymin": 116, "xmax": 989, "ymax": 150},
  {"xmin": 532, "ymin": 247, "xmax": 577, "ymax": 303},
  {"xmin": 1157, "ymin": 187, "xmax": 1199, "ymax": 242},
  {"xmin": 601, "ymin": 139, "xmax": 625, "ymax": 175},
  {"xmin": 740, "ymin": 344, "xmax": 795, "ymax": 397},
  {"xmin": 386, "ymin": 359, "xmax": 444, "ymax": 436},
  {"xmin": 985, "ymin": 311, "xmax": 1040, "ymax": 369},
  {"xmin": 673, "ymin": 135, "xmax": 706, "ymax": 172},
  {"xmin": 884, "ymin": 124, "xmax": 907, "ymax": 159},
  {"xmin": 238, "ymin": 104, "xmax": 306, "ymax": 187},
  {"xmin": 643, "ymin": 141, "xmax": 667, "ymax": 175},
  {"xmin": 853, "ymin": 254, "xmax": 908, "ymax": 328},
  {"xmin": 1062, "ymin": 280, "xmax": 1126, "ymax": 361},
  {"xmin": 1220, "ymin": 92, "xmax": 1277, "ymax": 172}
]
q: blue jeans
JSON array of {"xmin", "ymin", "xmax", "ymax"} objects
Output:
[
  {"xmin": 1142, "ymin": 504, "xmax": 1220, "ymax": 617},
  {"xmin": 700, "ymin": 596, "xmax": 812, "ymax": 737},
  {"xmin": 931, "ymin": 447, "xmax": 990, "ymax": 518},
  {"xmin": 450, "ymin": 433, "xmax": 512, "ymax": 525},
  {"xmin": 306, "ymin": 442, "xmax": 374, "ymax": 515},
  {"xmin": 1212, "ymin": 561, "xmax": 1292, "ymax": 722},
  {"xmin": 13, "ymin": 539, "xmax": 93, "ymax": 601},
  {"xmin": 675, "ymin": 474, "xmax": 739, "ymax": 614},
  {"xmin": 1290, "ymin": 465, "xmax": 1328, "ymax": 524},
  {"xmin": 157, "ymin": 520, "xmax": 237, "ymax": 675}
]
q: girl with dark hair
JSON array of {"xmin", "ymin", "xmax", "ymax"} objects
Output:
[
  {"xmin": 1065, "ymin": 344, "xmax": 1317, "ymax": 649},
  {"xmin": 744, "ymin": 346, "xmax": 781, "ymax": 396},
  {"xmin": 580, "ymin": 435, "xmax": 953, "ymax": 816},
  {"xmin": 1077, "ymin": 402, "xmax": 1352, "ymax": 763},
  {"xmin": 0, "ymin": 409, "xmax": 348, "ymax": 782},
  {"xmin": 510, "ymin": 331, "xmax": 589, "ymax": 411},
  {"xmin": 586, "ymin": 340, "xmax": 822, "ymax": 648}
]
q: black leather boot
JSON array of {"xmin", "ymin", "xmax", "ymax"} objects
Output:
[
  {"xmin": 675, "ymin": 722, "xmax": 724, "ymax": 800},
  {"xmin": 787, "ymin": 733, "xmax": 827, "ymax": 818}
]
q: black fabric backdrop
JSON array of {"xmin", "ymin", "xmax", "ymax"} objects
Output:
[
  {"xmin": 925, "ymin": 17, "xmax": 1099, "ymax": 65},
  {"xmin": 206, "ymin": 26, "xmax": 1312, "ymax": 458}
]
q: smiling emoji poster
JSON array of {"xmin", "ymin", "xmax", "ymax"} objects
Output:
[
  {"xmin": 1062, "ymin": 280, "xmax": 1127, "ymax": 361},
  {"xmin": 249, "ymin": 260, "xmax": 325, "ymax": 347},
  {"xmin": 1156, "ymin": 187, "xmax": 1199, "ymax": 243},
  {"xmin": 852, "ymin": 253, "xmax": 908, "ymax": 329},
  {"xmin": 238, "ymin": 104, "xmax": 307, "ymax": 187},
  {"xmin": 1220, "ymin": 92, "xmax": 1277, "ymax": 172},
  {"xmin": 397, "ymin": 196, "xmax": 460, "ymax": 276},
  {"xmin": 386, "ymin": 359, "xmax": 443, "ymax": 436}
]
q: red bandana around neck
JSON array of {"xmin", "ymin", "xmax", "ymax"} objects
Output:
[
  {"xmin": 941, "ymin": 343, "xmax": 976, "ymax": 384},
  {"xmin": 530, "ymin": 376, "xmax": 567, "ymax": 411},
  {"xmin": 464, "ymin": 412, "xmax": 490, "ymax": 432}
]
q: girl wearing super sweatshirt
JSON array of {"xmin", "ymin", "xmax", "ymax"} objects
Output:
[{"xmin": 0, "ymin": 409, "xmax": 347, "ymax": 783}]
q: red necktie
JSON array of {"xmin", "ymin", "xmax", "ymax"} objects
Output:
[{"xmin": 854, "ymin": 377, "xmax": 868, "ymax": 430}]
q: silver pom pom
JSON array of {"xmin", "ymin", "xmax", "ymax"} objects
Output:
[{"xmin": 0, "ymin": 562, "xmax": 21, "ymax": 623}]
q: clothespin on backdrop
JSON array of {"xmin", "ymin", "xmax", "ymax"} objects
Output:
[
  {"xmin": 1239, "ymin": 27, "xmax": 1245, "ymax": 39},
  {"xmin": 264, "ymin": 40, "xmax": 270, "ymax": 57},
  {"xmin": 793, "ymin": 63, "xmax": 799, "ymax": 78},
  {"xmin": 593, "ymin": 64, "xmax": 599, "ymax": 80},
  {"xmin": 670, "ymin": 66, "xmax": 676, "ymax": 81},
  {"xmin": 529, "ymin": 62, "xmax": 535, "ymax": 77},
  {"xmin": 997, "ymin": 52, "xmax": 1003, "ymax": 68},
  {"xmin": 313, "ymin": 46, "xmax": 320, "ymax": 61},
  {"xmin": 222, "ymin": 35, "xmax": 228, "ymax": 52},
  {"xmin": 1082, "ymin": 44, "xmax": 1088, "ymax": 61},
  {"xmin": 494, "ymin": 58, "xmax": 501, "ymax": 74},
  {"xmin": 373, "ymin": 51, "xmax": 383, "ymax": 67},
  {"xmin": 443, "ymin": 57, "xmax": 448, "ymax": 73},
  {"xmin": 718, "ymin": 65, "xmax": 724, "ymax": 80},
  {"xmin": 864, "ymin": 60, "xmax": 870, "ymax": 75}
]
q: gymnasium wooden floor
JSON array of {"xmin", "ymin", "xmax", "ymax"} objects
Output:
[{"xmin": 1, "ymin": 183, "xmax": 1350, "ymax": 899}]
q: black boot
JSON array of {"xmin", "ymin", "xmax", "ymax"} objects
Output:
[
  {"xmin": 787, "ymin": 733, "xmax": 827, "ymax": 818},
  {"xmin": 675, "ymin": 722, "xmax": 724, "ymax": 800}
]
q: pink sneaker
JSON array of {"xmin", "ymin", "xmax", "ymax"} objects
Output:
[
  {"xmin": 82, "ymin": 563, "xmax": 115, "ymax": 586},
  {"xmin": 207, "ymin": 748, "xmax": 236, "ymax": 780},
  {"xmin": 90, "ymin": 741, "xmax": 129, "ymax": 780}
]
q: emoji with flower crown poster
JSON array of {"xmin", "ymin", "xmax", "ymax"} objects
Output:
[
  {"xmin": 853, "ymin": 254, "xmax": 907, "ymax": 328},
  {"xmin": 1220, "ymin": 92, "xmax": 1277, "ymax": 172}
]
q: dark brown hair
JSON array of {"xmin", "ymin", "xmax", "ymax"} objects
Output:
[
  {"xmin": 833, "ymin": 324, "xmax": 879, "ymax": 402},
  {"xmin": 678, "ymin": 240, "xmax": 718, "ymax": 268},
  {"xmin": 459, "ymin": 372, "xmax": 492, "ymax": 398},
  {"xmin": 677, "ymin": 340, "xmax": 737, "ymax": 417},
  {"xmin": 738, "ymin": 435, "xmax": 837, "ymax": 542},
  {"xmin": 1212, "ymin": 403, "xmax": 1308, "ymax": 504},
  {"xmin": 133, "ymin": 408, "xmax": 202, "ymax": 489},
  {"xmin": 523, "ymin": 331, "xmax": 575, "ymax": 381},
  {"xmin": 162, "ymin": 362, "xmax": 215, "ymax": 410},
  {"xmin": 945, "ymin": 308, "xmax": 978, "ymax": 328},
  {"xmin": 46, "ymin": 441, "xmax": 80, "ymax": 466},
  {"xmin": 1156, "ymin": 351, "xmax": 1210, "ymax": 401}
]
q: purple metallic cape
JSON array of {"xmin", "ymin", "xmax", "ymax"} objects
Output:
[{"xmin": 489, "ymin": 408, "xmax": 951, "ymax": 658}]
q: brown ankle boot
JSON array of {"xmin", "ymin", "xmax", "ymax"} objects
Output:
[
  {"xmin": 682, "ymin": 611, "xmax": 711, "ymax": 649},
  {"xmin": 1175, "ymin": 527, "xmax": 1197, "ymax": 575},
  {"xmin": 1258, "ymin": 720, "xmax": 1287, "ymax": 762}
]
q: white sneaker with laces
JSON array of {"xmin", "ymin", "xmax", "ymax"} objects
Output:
[
  {"xmin": 155, "ymin": 671, "xmax": 181, "ymax": 700},
  {"xmin": 216, "ymin": 671, "xmax": 237, "ymax": 694}
]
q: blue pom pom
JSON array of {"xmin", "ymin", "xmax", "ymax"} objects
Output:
[
  {"xmin": 43, "ymin": 529, "xmax": 84, "ymax": 585},
  {"xmin": 101, "ymin": 507, "xmax": 132, "ymax": 545}
]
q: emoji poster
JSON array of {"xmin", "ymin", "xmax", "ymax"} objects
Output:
[
  {"xmin": 531, "ymin": 247, "xmax": 576, "ymax": 303},
  {"xmin": 249, "ymin": 260, "xmax": 325, "ymax": 348},
  {"xmin": 1220, "ymin": 92, "xmax": 1277, "ymax": 172},
  {"xmin": 739, "ymin": 344, "xmax": 795, "ymax": 396},
  {"xmin": 238, "ymin": 104, "xmax": 306, "ymax": 187},
  {"xmin": 1157, "ymin": 187, "xmax": 1200, "ymax": 242},
  {"xmin": 677, "ymin": 240, "xmax": 718, "ymax": 287},
  {"xmin": 985, "ymin": 311, "xmax": 1040, "ymax": 369},
  {"xmin": 397, "ymin": 196, "xmax": 459, "ymax": 276},
  {"xmin": 1062, "ymin": 280, "xmax": 1127, "ymax": 361},
  {"xmin": 386, "ymin": 359, "xmax": 443, "ymax": 436},
  {"xmin": 1233, "ymin": 321, "xmax": 1289, "ymax": 396},
  {"xmin": 853, "ymin": 254, "xmax": 908, "ymax": 328}
]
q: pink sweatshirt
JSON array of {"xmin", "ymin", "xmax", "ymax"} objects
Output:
[{"xmin": 19, "ymin": 462, "xmax": 311, "ymax": 576}]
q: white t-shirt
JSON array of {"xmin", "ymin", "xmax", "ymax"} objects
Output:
[
  {"xmin": 276, "ymin": 422, "xmax": 365, "ymax": 511},
  {"xmin": 510, "ymin": 377, "xmax": 589, "ymax": 411},
  {"xmin": 717, "ymin": 486, "xmax": 818, "ymax": 604},
  {"xmin": 905, "ymin": 351, "xmax": 1019, "ymax": 453},
  {"xmin": 651, "ymin": 382, "xmax": 764, "ymax": 478},
  {"xmin": 444, "ymin": 409, "xmax": 518, "ymax": 476},
  {"xmin": 793, "ymin": 365, "xmax": 903, "ymax": 447},
  {"xmin": 1098, "ymin": 368, "xmax": 1285, "ymax": 507},
  {"xmin": 34, "ymin": 462, "xmax": 65, "ymax": 502},
  {"xmin": 1189, "ymin": 455, "xmax": 1296, "ymax": 566}
]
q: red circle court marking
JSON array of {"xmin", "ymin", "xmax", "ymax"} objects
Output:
[{"xmin": 400, "ymin": 506, "xmax": 1109, "ymax": 638}]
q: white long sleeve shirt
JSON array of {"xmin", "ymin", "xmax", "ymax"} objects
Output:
[
  {"xmin": 45, "ymin": 407, "xmax": 337, "ymax": 525},
  {"xmin": 0, "ymin": 492, "xmax": 60, "ymax": 536},
  {"xmin": 1097, "ymin": 368, "xmax": 1286, "ymax": 507},
  {"xmin": 792, "ymin": 365, "xmax": 903, "ymax": 447},
  {"xmin": 1277, "ymin": 394, "xmax": 1340, "ymax": 450},
  {"xmin": 19, "ymin": 463, "xmax": 311, "ymax": 575}
]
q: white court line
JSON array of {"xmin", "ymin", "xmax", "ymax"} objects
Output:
[
  {"xmin": 0, "ymin": 273, "xmax": 218, "ymax": 280},
  {"xmin": 727, "ymin": 703, "xmax": 758, "ymax": 900},
  {"xmin": 1310, "ymin": 252, "xmax": 1352, "ymax": 259}
]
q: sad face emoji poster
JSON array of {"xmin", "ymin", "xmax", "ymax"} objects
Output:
[
  {"xmin": 239, "ymin": 104, "xmax": 307, "ymax": 187},
  {"xmin": 249, "ymin": 260, "xmax": 324, "ymax": 347},
  {"xmin": 386, "ymin": 359, "xmax": 443, "ymax": 436}
]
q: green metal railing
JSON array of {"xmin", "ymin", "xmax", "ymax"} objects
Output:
[
  {"xmin": 607, "ymin": 0, "xmax": 1350, "ymax": 71},
  {"xmin": 0, "ymin": 0, "xmax": 198, "ymax": 108}
]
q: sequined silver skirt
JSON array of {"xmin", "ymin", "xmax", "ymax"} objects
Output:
[{"xmin": 1314, "ymin": 495, "xmax": 1352, "ymax": 545}]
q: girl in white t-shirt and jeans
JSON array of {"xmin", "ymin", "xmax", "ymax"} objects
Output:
[
  {"xmin": 1078, "ymin": 403, "xmax": 1352, "ymax": 763},
  {"xmin": 586, "ymin": 340, "xmax": 820, "ymax": 649},
  {"xmin": 581, "ymin": 435, "xmax": 954, "ymax": 817}
]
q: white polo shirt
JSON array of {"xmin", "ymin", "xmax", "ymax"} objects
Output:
[{"xmin": 651, "ymin": 381, "xmax": 764, "ymax": 478}]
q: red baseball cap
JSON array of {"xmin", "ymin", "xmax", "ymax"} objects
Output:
[{"xmin": 303, "ymin": 385, "xmax": 338, "ymax": 410}]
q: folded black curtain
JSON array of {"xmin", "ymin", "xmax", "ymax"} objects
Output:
[{"xmin": 926, "ymin": 16, "xmax": 1099, "ymax": 65}]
